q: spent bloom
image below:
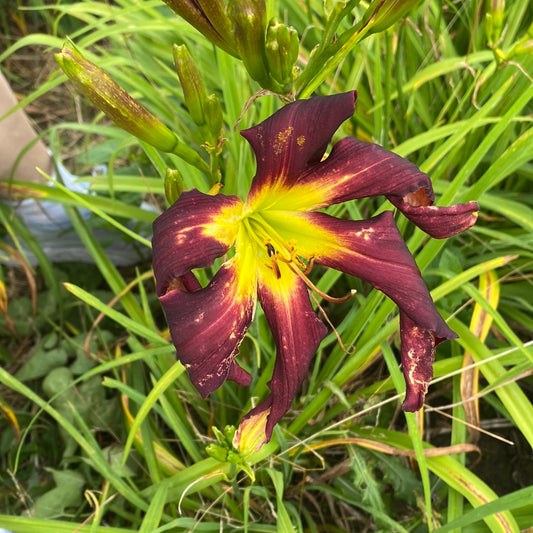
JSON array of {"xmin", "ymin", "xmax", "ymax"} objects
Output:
[
  {"xmin": 162, "ymin": 0, "xmax": 299, "ymax": 93},
  {"xmin": 152, "ymin": 91, "xmax": 478, "ymax": 450}
]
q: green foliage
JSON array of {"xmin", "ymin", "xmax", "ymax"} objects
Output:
[{"xmin": 1, "ymin": 0, "xmax": 532, "ymax": 531}]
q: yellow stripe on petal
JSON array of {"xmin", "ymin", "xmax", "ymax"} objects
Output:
[
  {"xmin": 202, "ymin": 198, "xmax": 244, "ymax": 246},
  {"xmin": 152, "ymin": 190, "xmax": 244, "ymax": 296},
  {"xmin": 233, "ymin": 221, "xmax": 261, "ymax": 298},
  {"xmin": 259, "ymin": 210, "xmax": 338, "ymax": 258},
  {"xmin": 246, "ymin": 181, "xmax": 328, "ymax": 213}
]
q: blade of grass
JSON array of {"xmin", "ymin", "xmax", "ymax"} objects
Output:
[
  {"xmin": 139, "ymin": 485, "xmax": 168, "ymax": 533},
  {"xmin": 63, "ymin": 283, "xmax": 163, "ymax": 344},
  {"xmin": 0, "ymin": 516, "xmax": 133, "ymax": 533},
  {"xmin": 449, "ymin": 318, "xmax": 533, "ymax": 448},
  {"xmin": 381, "ymin": 343, "xmax": 434, "ymax": 530},
  {"xmin": 266, "ymin": 468, "xmax": 294, "ymax": 533},
  {"xmin": 435, "ymin": 486, "xmax": 533, "ymax": 533},
  {"xmin": 353, "ymin": 426, "xmax": 520, "ymax": 533},
  {"xmin": 122, "ymin": 361, "xmax": 186, "ymax": 466}
]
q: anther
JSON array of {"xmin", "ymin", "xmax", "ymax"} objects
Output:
[{"xmin": 264, "ymin": 241, "xmax": 281, "ymax": 279}]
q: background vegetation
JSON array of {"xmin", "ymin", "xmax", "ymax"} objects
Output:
[{"xmin": 0, "ymin": 0, "xmax": 532, "ymax": 531}]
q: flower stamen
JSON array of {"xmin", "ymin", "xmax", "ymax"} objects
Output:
[
  {"xmin": 250, "ymin": 214, "xmax": 354, "ymax": 303},
  {"xmin": 285, "ymin": 261, "xmax": 356, "ymax": 304},
  {"xmin": 265, "ymin": 241, "xmax": 282, "ymax": 279}
]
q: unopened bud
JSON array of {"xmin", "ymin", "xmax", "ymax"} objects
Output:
[
  {"xmin": 203, "ymin": 94, "xmax": 223, "ymax": 139},
  {"xmin": 173, "ymin": 45, "xmax": 224, "ymax": 143},
  {"xmin": 205, "ymin": 443, "xmax": 228, "ymax": 462},
  {"xmin": 173, "ymin": 44, "xmax": 207, "ymax": 126},
  {"xmin": 162, "ymin": 0, "xmax": 237, "ymax": 56},
  {"xmin": 486, "ymin": 0, "xmax": 505, "ymax": 47},
  {"xmin": 56, "ymin": 42, "xmax": 179, "ymax": 153},
  {"xmin": 227, "ymin": 0, "xmax": 278, "ymax": 90},
  {"xmin": 265, "ymin": 18, "xmax": 299, "ymax": 87},
  {"xmin": 164, "ymin": 168, "xmax": 184, "ymax": 205},
  {"xmin": 195, "ymin": 0, "xmax": 234, "ymax": 50}
]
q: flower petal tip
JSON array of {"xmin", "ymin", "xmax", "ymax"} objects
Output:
[{"xmin": 401, "ymin": 391, "xmax": 425, "ymax": 412}]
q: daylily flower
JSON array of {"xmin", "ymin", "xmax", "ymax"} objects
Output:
[{"xmin": 152, "ymin": 91, "xmax": 478, "ymax": 450}]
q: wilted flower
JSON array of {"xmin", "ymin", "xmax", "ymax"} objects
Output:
[
  {"xmin": 152, "ymin": 91, "xmax": 478, "ymax": 450},
  {"xmin": 162, "ymin": 0, "xmax": 237, "ymax": 56},
  {"xmin": 163, "ymin": 0, "xmax": 299, "ymax": 93}
]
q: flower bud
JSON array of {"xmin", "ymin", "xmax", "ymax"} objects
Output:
[
  {"xmin": 227, "ymin": 0, "xmax": 279, "ymax": 91},
  {"xmin": 173, "ymin": 44, "xmax": 208, "ymax": 127},
  {"xmin": 359, "ymin": 0, "xmax": 422, "ymax": 35},
  {"xmin": 164, "ymin": 169, "xmax": 184, "ymax": 205},
  {"xmin": 173, "ymin": 45, "xmax": 224, "ymax": 144},
  {"xmin": 265, "ymin": 18, "xmax": 299, "ymax": 87},
  {"xmin": 205, "ymin": 443, "xmax": 227, "ymax": 462},
  {"xmin": 194, "ymin": 0, "xmax": 234, "ymax": 50},
  {"xmin": 56, "ymin": 41, "xmax": 208, "ymax": 171},
  {"xmin": 203, "ymin": 94, "xmax": 224, "ymax": 140},
  {"xmin": 56, "ymin": 43, "xmax": 178, "ymax": 153},
  {"xmin": 233, "ymin": 408, "xmax": 270, "ymax": 457},
  {"xmin": 486, "ymin": 0, "xmax": 505, "ymax": 47},
  {"xmin": 162, "ymin": 0, "xmax": 237, "ymax": 56}
]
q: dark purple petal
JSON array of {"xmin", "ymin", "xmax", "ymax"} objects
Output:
[
  {"xmin": 239, "ymin": 271, "xmax": 328, "ymax": 443},
  {"xmin": 242, "ymin": 91, "xmax": 356, "ymax": 206},
  {"xmin": 152, "ymin": 189, "xmax": 243, "ymax": 296},
  {"xmin": 400, "ymin": 312, "xmax": 439, "ymax": 411},
  {"xmin": 297, "ymin": 137, "xmax": 479, "ymax": 238},
  {"xmin": 387, "ymin": 195, "xmax": 480, "ymax": 239},
  {"xmin": 307, "ymin": 210, "xmax": 456, "ymax": 339},
  {"xmin": 264, "ymin": 208, "xmax": 456, "ymax": 410},
  {"xmin": 159, "ymin": 260, "xmax": 256, "ymax": 397},
  {"xmin": 303, "ymin": 210, "xmax": 457, "ymax": 409}
]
